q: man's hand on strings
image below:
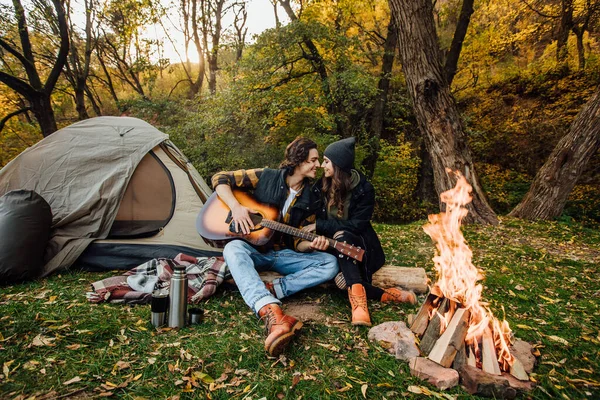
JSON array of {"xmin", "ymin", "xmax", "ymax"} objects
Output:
[{"xmin": 231, "ymin": 203, "xmax": 257, "ymax": 235}]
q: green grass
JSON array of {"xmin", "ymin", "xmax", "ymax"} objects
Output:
[{"xmin": 1, "ymin": 217, "xmax": 599, "ymax": 399}]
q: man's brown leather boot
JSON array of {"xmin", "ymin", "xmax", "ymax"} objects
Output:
[
  {"xmin": 381, "ymin": 287, "xmax": 417, "ymax": 305},
  {"xmin": 258, "ymin": 304, "xmax": 303, "ymax": 356},
  {"xmin": 348, "ymin": 284, "xmax": 371, "ymax": 326}
]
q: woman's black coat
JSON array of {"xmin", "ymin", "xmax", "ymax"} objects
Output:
[{"xmin": 314, "ymin": 172, "xmax": 385, "ymax": 281}]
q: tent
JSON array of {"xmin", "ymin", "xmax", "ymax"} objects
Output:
[{"xmin": 0, "ymin": 116, "xmax": 221, "ymax": 277}]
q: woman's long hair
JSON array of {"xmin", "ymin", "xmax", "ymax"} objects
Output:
[{"xmin": 322, "ymin": 164, "xmax": 352, "ymax": 218}]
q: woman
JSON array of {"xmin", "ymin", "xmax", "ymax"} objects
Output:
[{"xmin": 306, "ymin": 137, "xmax": 416, "ymax": 326}]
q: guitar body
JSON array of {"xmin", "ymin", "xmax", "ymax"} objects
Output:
[{"xmin": 196, "ymin": 191, "xmax": 280, "ymax": 248}]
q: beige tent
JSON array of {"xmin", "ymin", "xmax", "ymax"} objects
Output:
[{"xmin": 0, "ymin": 116, "xmax": 220, "ymax": 276}]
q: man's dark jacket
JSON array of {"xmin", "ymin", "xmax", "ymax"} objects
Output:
[{"xmin": 314, "ymin": 172, "xmax": 385, "ymax": 280}]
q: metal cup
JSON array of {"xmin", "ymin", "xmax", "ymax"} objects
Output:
[
  {"xmin": 188, "ymin": 308, "xmax": 204, "ymax": 325},
  {"xmin": 151, "ymin": 290, "xmax": 169, "ymax": 328}
]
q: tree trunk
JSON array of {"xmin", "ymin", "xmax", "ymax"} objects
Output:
[
  {"xmin": 509, "ymin": 87, "xmax": 600, "ymax": 220},
  {"xmin": 388, "ymin": 0, "xmax": 497, "ymax": 225},
  {"xmin": 556, "ymin": 0, "xmax": 573, "ymax": 73},
  {"xmin": 444, "ymin": 0, "xmax": 475, "ymax": 86},
  {"xmin": 363, "ymin": 20, "xmax": 398, "ymax": 178},
  {"xmin": 573, "ymin": 27, "xmax": 585, "ymax": 70},
  {"xmin": 208, "ymin": 53, "xmax": 218, "ymax": 95},
  {"xmin": 85, "ymin": 85, "xmax": 102, "ymax": 116},
  {"xmin": 187, "ymin": 0, "xmax": 205, "ymax": 98},
  {"xmin": 74, "ymin": 77, "xmax": 89, "ymax": 119},
  {"xmin": 97, "ymin": 49, "xmax": 120, "ymax": 107},
  {"xmin": 30, "ymin": 92, "xmax": 58, "ymax": 137},
  {"xmin": 417, "ymin": 143, "xmax": 438, "ymax": 208}
]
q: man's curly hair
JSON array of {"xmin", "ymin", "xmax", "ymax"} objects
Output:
[{"xmin": 279, "ymin": 137, "xmax": 317, "ymax": 172}]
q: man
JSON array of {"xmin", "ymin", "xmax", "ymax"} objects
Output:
[{"xmin": 211, "ymin": 137, "xmax": 339, "ymax": 356}]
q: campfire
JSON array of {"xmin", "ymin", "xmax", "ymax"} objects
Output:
[{"xmin": 408, "ymin": 171, "xmax": 534, "ymax": 395}]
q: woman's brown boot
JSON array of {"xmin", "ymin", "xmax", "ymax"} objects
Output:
[
  {"xmin": 348, "ymin": 284, "xmax": 371, "ymax": 326},
  {"xmin": 381, "ymin": 287, "xmax": 417, "ymax": 305}
]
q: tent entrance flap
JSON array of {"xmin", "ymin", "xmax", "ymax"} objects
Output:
[{"xmin": 108, "ymin": 150, "xmax": 175, "ymax": 238}]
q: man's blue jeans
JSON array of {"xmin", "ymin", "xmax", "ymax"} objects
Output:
[{"xmin": 223, "ymin": 240, "xmax": 339, "ymax": 314}]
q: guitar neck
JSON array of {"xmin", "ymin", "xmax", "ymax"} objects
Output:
[{"xmin": 260, "ymin": 219, "xmax": 336, "ymax": 248}]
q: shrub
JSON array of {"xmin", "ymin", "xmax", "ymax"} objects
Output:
[{"xmin": 371, "ymin": 139, "xmax": 424, "ymax": 222}]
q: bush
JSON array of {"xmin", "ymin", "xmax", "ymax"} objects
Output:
[
  {"xmin": 564, "ymin": 184, "xmax": 600, "ymax": 227},
  {"xmin": 476, "ymin": 163, "xmax": 531, "ymax": 214},
  {"xmin": 371, "ymin": 139, "xmax": 424, "ymax": 222}
]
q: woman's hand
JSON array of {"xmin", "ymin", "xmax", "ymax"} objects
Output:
[
  {"xmin": 301, "ymin": 223, "xmax": 316, "ymax": 233},
  {"xmin": 310, "ymin": 235, "xmax": 328, "ymax": 251}
]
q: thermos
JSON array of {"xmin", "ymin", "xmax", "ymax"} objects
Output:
[{"xmin": 168, "ymin": 265, "xmax": 188, "ymax": 328}]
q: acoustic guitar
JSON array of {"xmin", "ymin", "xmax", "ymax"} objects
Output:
[{"xmin": 196, "ymin": 190, "xmax": 365, "ymax": 262}]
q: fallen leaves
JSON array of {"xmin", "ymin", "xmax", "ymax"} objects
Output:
[
  {"xmin": 546, "ymin": 335, "xmax": 570, "ymax": 346},
  {"xmin": 63, "ymin": 376, "xmax": 82, "ymax": 385},
  {"xmin": 30, "ymin": 334, "xmax": 56, "ymax": 347}
]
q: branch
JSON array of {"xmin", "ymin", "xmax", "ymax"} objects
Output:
[
  {"xmin": 519, "ymin": 0, "xmax": 559, "ymax": 19},
  {"xmin": 253, "ymin": 70, "xmax": 314, "ymax": 92},
  {"xmin": 0, "ymin": 107, "xmax": 32, "ymax": 133},
  {"xmin": 0, "ymin": 37, "xmax": 32, "ymax": 69},
  {"xmin": 0, "ymin": 71, "xmax": 36, "ymax": 98},
  {"xmin": 12, "ymin": 0, "xmax": 43, "ymax": 88},
  {"xmin": 167, "ymin": 79, "xmax": 191, "ymax": 99},
  {"xmin": 44, "ymin": 0, "xmax": 70, "ymax": 92}
]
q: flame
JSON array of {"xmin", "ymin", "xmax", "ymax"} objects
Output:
[{"xmin": 423, "ymin": 170, "xmax": 514, "ymax": 371}]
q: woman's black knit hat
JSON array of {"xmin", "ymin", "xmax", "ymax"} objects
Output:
[{"xmin": 324, "ymin": 137, "xmax": 355, "ymax": 173}]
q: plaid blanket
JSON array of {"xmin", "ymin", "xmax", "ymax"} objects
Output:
[{"xmin": 86, "ymin": 253, "xmax": 229, "ymax": 304}]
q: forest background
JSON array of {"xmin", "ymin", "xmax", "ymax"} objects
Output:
[{"xmin": 1, "ymin": 0, "xmax": 599, "ymax": 227}]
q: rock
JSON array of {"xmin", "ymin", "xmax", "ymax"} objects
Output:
[
  {"xmin": 409, "ymin": 357, "xmax": 459, "ymax": 390},
  {"xmin": 368, "ymin": 321, "xmax": 418, "ymax": 359},
  {"xmin": 510, "ymin": 338, "xmax": 537, "ymax": 373},
  {"xmin": 503, "ymin": 373, "xmax": 536, "ymax": 395},
  {"xmin": 396, "ymin": 336, "xmax": 420, "ymax": 361},
  {"xmin": 457, "ymin": 365, "xmax": 516, "ymax": 399}
]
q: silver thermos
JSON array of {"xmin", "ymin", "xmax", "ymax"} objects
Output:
[{"xmin": 168, "ymin": 265, "xmax": 188, "ymax": 328}]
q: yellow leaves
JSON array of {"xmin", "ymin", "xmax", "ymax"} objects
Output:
[
  {"xmin": 539, "ymin": 295, "xmax": 559, "ymax": 304},
  {"xmin": 361, "ymin": 383, "xmax": 368, "ymax": 398},
  {"xmin": 192, "ymin": 371, "xmax": 214, "ymax": 384},
  {"xmin": 111, "ymin": 361, "xmax": 131, "ymax": 375},
  {"xmin": 315, "ymin": 342, "xmax": 340, "ymax": 352},
  {"xmin": 546, "ymin": 335, "xmax": 570, "ymax": 346},
  {"xmin": 3, "ymin": 360, "xmax": 16, "ymax": 380},
  {"xmin": 66, "ymin": 344, "xmax": 86, "ymax": 350},
  {"xmin": 407, "ymin": 385, "xmax": 457, "ymax": 399}
]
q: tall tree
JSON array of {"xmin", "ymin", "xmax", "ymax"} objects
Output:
[
  {"xmin": 571, "ymin": 0, "xmax": 599, "ymax": 70},
  {"xmin": 279, "ymin": 0, "xmax": 333, "ymax": 115},
  {"xmin": 388, "ymin": 0, "xmax": 498, "ymax": 224},
  {"xmin": 201, "ymin": 0, "xmax": 231, "ymax": 94},
  {"xmin": 170, "ymin": 0, "xmax": 206, "ymax": 98},
  {"xmin": 363, "ymin": 19, "xmax": 398, "ymax": 178},
  {"xmin": 0, "ymin": 0, "xmax": 69, "ymax": 136},
  {"xmin": 509, "ymin": 87, "xmax": 600, "ymax": 220},
  {"xmin": 96, "ymin": 0, "xmax": 162, "ymax": 99},
  {"xmin": 556, "ymin": 0, "xmax": 574, "ymax": 72},
  {"xmin": 233, "ymin": 1, "xmax": 248, "ymax": 62},
  {"xmin": 443, "ymin": 0, "xmax": 475, "ymax": 86},
  {"xmin": 64, "ymin": 0, "xmax": 95, "ymax": 119}
]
